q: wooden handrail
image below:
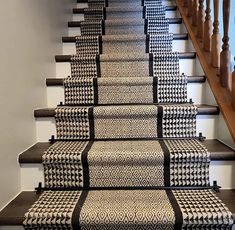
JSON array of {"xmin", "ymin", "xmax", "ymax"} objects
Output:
[
  {"xmin": 192, "ymin": 0, "xmax": 199, "ymax": 26},
  {"xmin": 204, "ymin": 0, "xmax": 212, "ymax": 51},
  {"xmin": 220, "ymin": 0, "xmax": 231, "ymax": 89},
  {"xmin": 177, "ymin": 0, "xmax": 235, "ymax": 142},
  {"xmin": 197, "ymin": 0, "xmax": 204, "ymax": 39},
  {"xmin": 211, "ymin": 0, "xmax": 220, "ymax": 68}
]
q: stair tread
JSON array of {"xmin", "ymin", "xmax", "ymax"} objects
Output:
[
  {"xmin": 18, "ymin": 140, "xmax": 235, "ymax": 164},
  {"xmin": 68, "ymin": 18, "xmax": 183, "ymax": 27},
  {"xmin": 55, "ymin": 52, "xmax": 196, "ymax": 62},
  {"xmin": 62, "ymin": 33, "xmax": 189, "ymax": 42},
  {"xmin": 34, "ymin": 105, "xmax": 220, "ymax": 118},
  {"xmin": 46, "ymin": 75, "xmax": 206, "ymax": 86},
  {"xmin": 0, "ymin": 190, "xmax": 234, "ymax": 226}
]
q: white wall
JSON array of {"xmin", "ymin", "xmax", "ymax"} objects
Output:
[{"xmin": 0, "ymin": 0, "xmax": 76, "ymax": 210}]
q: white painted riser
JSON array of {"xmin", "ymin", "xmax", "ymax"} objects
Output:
[
  {"xmin": 68, "ymin": 23, "xmax": 187, "ymax": 37},
  {"xmin": 46, "ymin": 83, "xmax": 204, "ymax": 107},
  {"xmin": 55, "ymin": 59, "xmax": 203, "ymax": 78},
  {"xmin": 62, "ymin": 39, "xmax": 194, "ymax": 55},
  {"xmin": 35, "ymin": 115, "xmax": 218, "ymax": 142},
  {"xmin": 19, "ymin": 161, "xmax": 235, "ymax": 190}
]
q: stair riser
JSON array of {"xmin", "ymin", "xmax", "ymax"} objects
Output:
[
  {"xmin": 46, "ymin": 84, "xmax": 204, "ymax": 107},
  {"xmin": 62, "ymin": 39, "xmax": 194, "ymax": 55},
  {"xmin": 19, "ymin": 161, "xmax": 235, "ymax": 190},
  {"xmin": 0, "ymin": 227, "xmax": 23, "ymax": 230},
  {"xmin": 35, "ymin": 115, "xmax": 217, "ymax": 142},
  {"xmin": 68, "ymin": 23, "xmax": 187, "ymax": 36},
  {"xmin": 55, "ymin": 59, "xmax": 201, "ymax": 78}
]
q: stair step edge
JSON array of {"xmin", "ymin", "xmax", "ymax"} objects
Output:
[
  {"xmin": 34, "ymin": 105, "xmax": 220, "ymax": 118},
  {"xmin": 0, "ymin": 190, "xmax": 235, "ymax": 226},
  {"xmin": 45, "ymin": 76, "xmax": 206, "ymax": 86},
  {"xmin": 62, "ymin": 33, "xmax": 189, "ymax": 42},
  {"xmin": 18, "ymin": 140, "xmax": 235, "ymax": 164}
]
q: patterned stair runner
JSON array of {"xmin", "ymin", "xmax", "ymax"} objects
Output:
[{"xmin": 23, "ymin": 0, "xmax": 234, "ymax": 229}]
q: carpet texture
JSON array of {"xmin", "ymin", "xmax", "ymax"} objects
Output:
[{"xmin": 23, "ymin": 0, "xmax": 234, "ymax": 229}]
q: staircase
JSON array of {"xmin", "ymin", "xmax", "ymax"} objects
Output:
[{"xmin": 0, "ymin": 0, "xmax": 235, "ymax": 229}]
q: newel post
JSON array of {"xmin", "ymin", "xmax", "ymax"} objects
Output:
[
  {"xmin": 211, "ymin": 0, "xmax": 220, "ymax": 68},
  {"xmin": 204, "ymin": 0, "xmax": 212, "ymax": 51},
  {"xmin": 220, "ymin": 0, "xmax": 231, "ymax": 88}
]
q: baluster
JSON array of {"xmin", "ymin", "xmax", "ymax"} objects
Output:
[
  {"xmin": 232, "ymin": 61, "xmax": 235, "ymax": 110},
  {"xmin": 187, "ymin": 0, "xmax": 193, "ymax": 17},
  {"xmin": 197, "ymin": 0, "xmax": 205, "ymax": 39},
  {"xmin": 203, "ymin": 0, "xmax": 212, "ymax": 51},
  {"xmin": 211, "ymin": 0, "xmax": 220, "ymax": 68},
  {"xmin": 184, "ymin": 0, "xmax": 188, "ymax": 7},
  {"xmin": 220, "ymin": 0, "xmax": 231, "ymax": 88},
  {"xmin": 192, "ymin": 0, "xmax": 199, "ymax": 26}
]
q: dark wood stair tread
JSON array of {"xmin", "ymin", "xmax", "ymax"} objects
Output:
[
  {"xmin": 68, "ymin": 18, "xmax": 182, "ymax": 27},
  {"xmin": 62, "ymin": 33, "xmax": 189, "ymax": 42},
  {"xmin": 73, "ymin": 6, "xmax": 177, "ymax": 14},
  {"xmin": 46, "ymin": 76, "xmax": 206, "ymax": 86},
  {"xmin": 0, "ymin": 190, "xmax": 234, "ymax": 226},
  {"xmin": 55, "ymin": 52, "xmax": 196, "ymax": 62},
  {"xmin": 18, "ymin": 140, "xmax": 235, "ymax": 164},
  {"xmin": 33, "ymin": 105, "xmax": 220, "ymax": 118}
]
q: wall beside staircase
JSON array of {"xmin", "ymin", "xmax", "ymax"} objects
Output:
[{"xmin": 0, "ymin": 0, "xmax": 76, "ymax": 210}]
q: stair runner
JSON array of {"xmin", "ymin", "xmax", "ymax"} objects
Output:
[{"xmin": 23, "ymin": 0, "xmax": 234, "ymax": 229}]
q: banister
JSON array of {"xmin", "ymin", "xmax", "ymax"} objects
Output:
[
  {"xmin": 192, "ymin": 0, "xmax": 199, "ymax": 26},
  {"xmin": 211, "ymin": 0, "xmax": 220, "ymax": 68},
  {"xmin": 197, "ymin": 0, "xmax": 204, "ymax": 39},
  {"xmin": 204, "ymin": 0, "xmax": 212, "ymax": 52},
  {"xmin": 220, "ymin": 0, "xmax": 231, "ymax": 89}
]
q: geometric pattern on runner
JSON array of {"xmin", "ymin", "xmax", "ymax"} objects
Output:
[
  {"xmin": 75, "ymin": 35, "xmax": 100, "ymax": 55},
  {"xmin": 173, "ymin": 189, "xmax": 234, "ymax": 229},
  {"xmin": 164, "ymin": 139, "xmax": 210, "ymax": 187},
  {"xmin": 64, "ymin": 77, "xmax": 94, "ymax": 105},
  {"xmin": 162, "ymin": 105, "xmax": 197, "ymax": 138},
  {"xmin": 153, "ymin": 52, "xmax": 180, "ymax": 77},
  {"xmin": 43, "ymin": 141, "xmax": 89, "ymax": 188},
  {"xmin": 23, "ymin": 191, "xmax": 81, "ymax": 230},
  {"xmin": 149, "ymin": 33, "xmax": 173, "ymax": 53}
]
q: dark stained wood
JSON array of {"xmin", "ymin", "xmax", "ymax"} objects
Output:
[
  {"xmin": 0, "ymin": 190, "xmax": 234, "ymax": 226},
  {"xmin": 220, "ymin": 0, "xmax": 231, "ymax": 89},
  {"xmin": 0, "ymin": 192, "xmax": 40, "ymax": 225},
  {"xmin": 203, "ymin": 0, "xmax": 212, "ymax": 52},
  {"xmin": 34, "ymin": 105, "xmax": 220, "ymax": 118},
  {"xmin": 18, "ymin": 140, "xmax": 235, "ymax": 164},
  {"xmin": 68, "ymin": 18, "xmax": 183, "ymax": 27},
  {"xmin": 62, "ymin": 33, "xmax": 189, "ymax": 43},
  {"xmin": 177, "ymin": 0, "xmax": 235, "ymax": 142},
  {"xmin": 187, "ymin": 0, "xmax": 193, "ymax": 17},
  {"xmin": 211, "ymin": 0, "xmax": 220, "ymax": 68},
  {"xmin": 233, "ymin": 64, "xmax": 235, "ymax": 110},
  {"xmin": 46, "ymin": 76, "xmax": 206, "ymax": 86},
  {"xmin": 55, "ymin": 52, "xmax": 196, "ymax": 62},
  {"xmin": 197, "ymin": 0, "xmax": 204, "ymax": 39},
  {"xmin": 192, "ymin": 0, "xmax": 198, "ymax": 26},
  {"xmin": 73, "ymin": 6, "xmax": 177, "ymax": 14},
  {"xmin": 183, "ymin": 0, "xmax": 188, "ymax": 8}
]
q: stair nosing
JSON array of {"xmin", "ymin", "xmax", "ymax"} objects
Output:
[{"xmin": 18, "ymin": 139, "xmax": 235, "ymax": 164}]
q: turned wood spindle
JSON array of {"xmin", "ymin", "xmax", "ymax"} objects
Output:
[
  {"xmin": 187, "ymin": 0, "xmax": 193, "ymax": 17},
  {"xmin": 220, "ymin": 0, "xmax": 231, "ymax": 88},
  {"xmin": 211, "ymin": 0, "xmax": 220, "ymax": 68},
  {"xmin": 232, "ymin": 60, "xmax": 235, "ymax": 110},
  {"xmin": 204, "ymin": 0, "xmax": 212, "ymax": 51},
  {"xmin": 197, "ymin": 0, "xmax": 205, "ymax": 39},
  {"xmin": 192, "ymin": 0, "xmax": 199, "ymax": 26},
  {"xmin": 184, "ymin": 0, "xmax": 188, "ymax": 8}
]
